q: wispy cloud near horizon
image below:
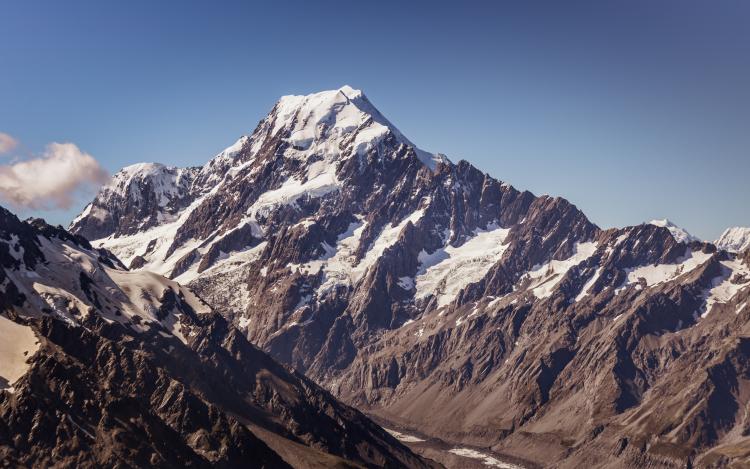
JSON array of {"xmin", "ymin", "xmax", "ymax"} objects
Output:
[
  {"xmin": 0, "ymin": 137, "xmax": 109, "ymax": 211},
  {"xmin": 0, "ymin": 132, "xmax": 18, "ymax": 154}
]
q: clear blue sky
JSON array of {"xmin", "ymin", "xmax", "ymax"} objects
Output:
[{"xmin": 1, "ymin": 0, "xmax": 748, "ymax": 239}]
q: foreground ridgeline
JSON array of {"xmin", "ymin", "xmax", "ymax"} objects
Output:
[
  {"xmin": 0, "ymin": 206, "xmax": 432, "ymax": 468},
  {"xmin": 60, "ymin": 86, "xmax": 750, "ymax": 467}
]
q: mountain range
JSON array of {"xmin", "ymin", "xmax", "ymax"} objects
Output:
[
  {"xmin": 0, "ymin": 205, "xmax": 432, "ymax": 467},
  {"xmin": 2, "ymin": 86, "xmax": 750, "ymax": 468}
]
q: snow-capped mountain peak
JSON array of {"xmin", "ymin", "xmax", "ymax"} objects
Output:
[
  {"xmin": 107, "ymin": 162, "xmax": 194, "ymax": 200},
  {"xmin": 70, "ymin": 86, "xmax": 460, "ymax": 271},
  {"xmin": 715, "ymin": 226, "xmax": 750, "ymax": 252},
  {"xmin": 647, "ymin": 218, "xmax": 699, "ymax": 243},
  {"xmin": 69, "ymin": 162, "xmax": 199, "ymax": 239},
  {"xmin": 269, "ymin": 86, "xmax": 447, "ymax": 169}
]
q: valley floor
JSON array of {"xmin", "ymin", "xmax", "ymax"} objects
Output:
[{"xmin": 376, "ymin": 419, "xmax": 536, "ymax": 469}]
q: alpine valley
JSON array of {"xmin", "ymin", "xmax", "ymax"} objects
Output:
[{"xmin": 3, "ymin": 86, "xmax": 750, "ymax": 468}]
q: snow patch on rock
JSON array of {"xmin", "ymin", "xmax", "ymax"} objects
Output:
[
  {"xmin": 700, "ymin": 257, "xmax": 750, "ymax": 317},
  {"xmin": 384, "ymin": 428, "xmax": 425, "ymax": 443},
  {"xmin": 415, "ymin": 224, "xmax": 511, "ymax": 307},
  {"xmin": 617, "ymin": 249, "xmax": 713, "ymax": 293},
  {"xmin": 524, "ymin": 242, "xmax": 599, "ymax": 299},
  {"xmin": 575, "ymin": 266, "xmax": 604, "ymax": 302},
  {"xmin": 0, "ymin": 315, "xmax": 40, "ymax": 392}
]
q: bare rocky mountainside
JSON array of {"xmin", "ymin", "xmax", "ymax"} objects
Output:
[
  {"xmin": 68, "ymin": 86, "xmax": 750, "ymax": 468},
  {"xmin": 0, "ymin": 206, "xmax": 433, "ymax": 468}
]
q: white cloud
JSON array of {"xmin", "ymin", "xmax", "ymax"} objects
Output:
[
  {"xmin": 0, "ymin": 133, "xmax": 18, "ymax": 154},
  {"xmin": 0, "ymin": 142, "xmax": 108, "ymax": 210}
]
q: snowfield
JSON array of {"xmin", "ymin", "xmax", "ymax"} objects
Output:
[
  {"xmin": 700, "ymin": 257, "xmax": 750, "ymax": 317},
  {"xmin": 288, "ymin": 207, "xmax": 428, "ymax": 297},
  {"xmin": 415, "ymin": 224, "xmax": 511, "ymax": 307},
  {"xmin": 4, "ymin": 235, "xmax": 209, "ymax": 346},
  {"xmin": 616, "ymin": 249, "xmax": 712, "ymax": 293},
  {"xmin": 715, "ymin": 227, "xmax": 750, "ymax": 253},
  {"xmin": 523, "ymin": 241, "xmax": 598, "ymax": 299},
  {"xmin": 0, "ymin": 315, "xmax": 40, "ymax": 392}
]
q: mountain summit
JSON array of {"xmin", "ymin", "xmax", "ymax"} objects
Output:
[
  {"xmin": 272, "ymin": 85, "xmax": 447, "ymax": 169},
  {"xmin": 70, "ymin": 86, "xmax": 447, "ymax": 243},
  {"xmin": 647, "ymin": 218, "xmax": 700, "ymax": 243},
  {"xmin": 70, "ymin": 87, "xmax": 750, "ymax": 468},
  {"xmin": 715, "ymin": 226, "xmax": 750, "ymax": 253}
]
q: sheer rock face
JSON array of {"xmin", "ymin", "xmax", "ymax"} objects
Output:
[
  {"xmin": 0, "ymin": 206, "xmax": 432, "ymax": 469},
  {"xmin": 71, "ymin": 86, "xmax": 750, "ymax": 468}
]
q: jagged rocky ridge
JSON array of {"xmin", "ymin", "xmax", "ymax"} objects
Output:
[
  {"xmin": 71, "ymin": 86, "xmax": 750, "ymax": 468},
  {"xmin": 0, "ymin": 206, "xmax": 433, "ymax": 468}
]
